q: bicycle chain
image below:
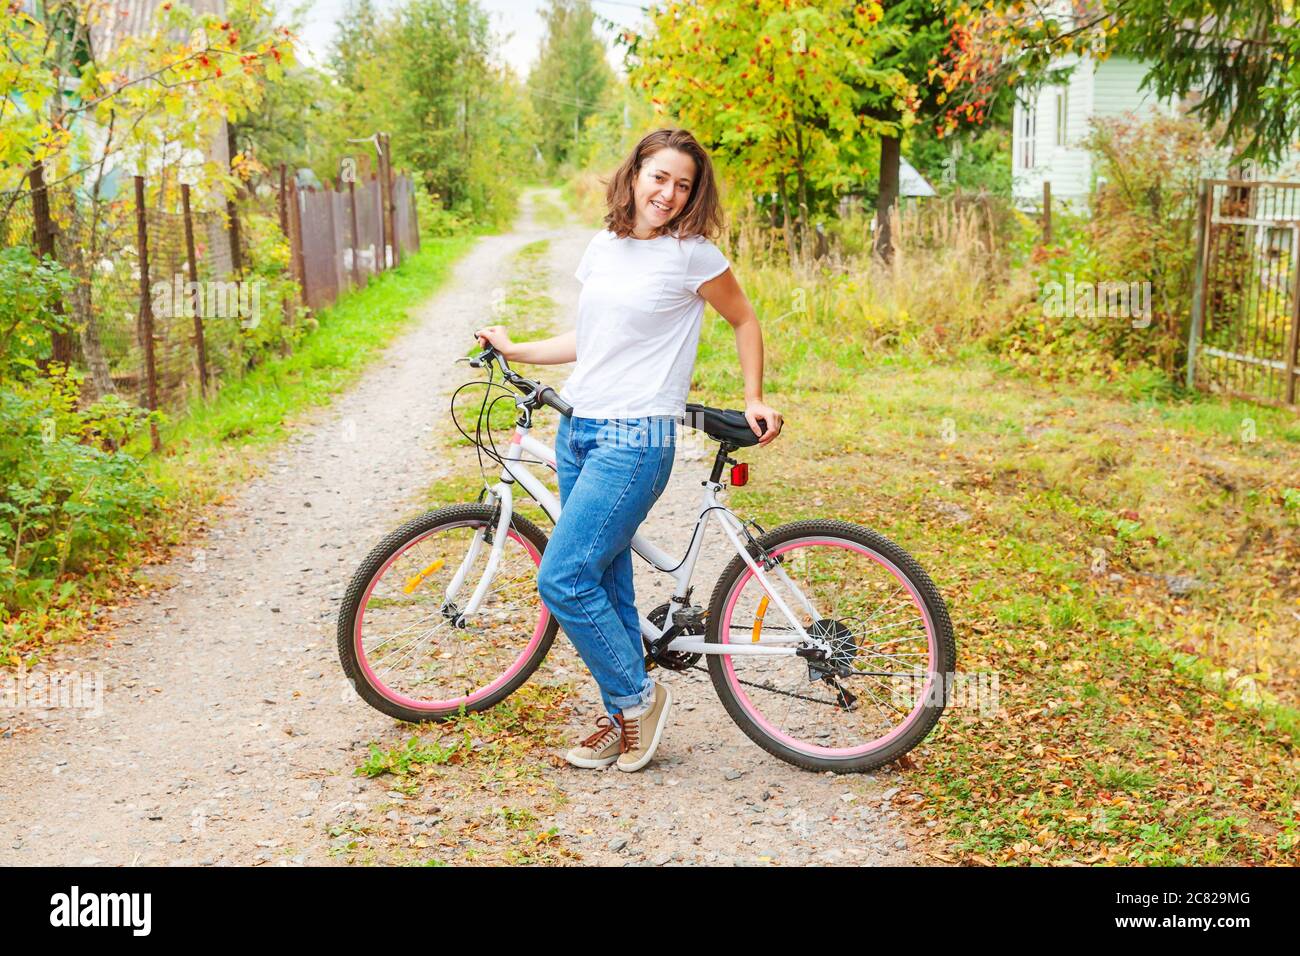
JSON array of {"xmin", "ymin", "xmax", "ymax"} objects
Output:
[{"xmin": 681, "ymin": 662, "xmax": 840, "ymax": 708}]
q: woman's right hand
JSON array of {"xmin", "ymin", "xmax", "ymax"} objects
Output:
[{"xmin": 473, "ymin": 325, "xmax": 515, "ymax": 360}]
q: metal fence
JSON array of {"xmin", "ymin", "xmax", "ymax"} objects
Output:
[
  {"xmin": 293, "ymin": 171, "xmax": 420, "ymax": 311},
  {"xmin": 1188, "ymin": 179, "xmax": 1300, "ymax": 406},
  {"xmin": 2, "ymin": 150, "xmax": 422, "ymax": 449}
]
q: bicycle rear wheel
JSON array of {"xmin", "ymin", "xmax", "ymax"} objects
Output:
[
  {"xmin": 704, "ymin": 518, "xmax": 955, "ymax": 773},
  {"xmin": 337, "ymin": 503, "xmax": 557, "ymax": 723}
]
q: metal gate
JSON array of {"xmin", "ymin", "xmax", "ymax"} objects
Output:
[{"xmin": 1187, "ymin": 179, "xmax": 1300, "ymax": 406}]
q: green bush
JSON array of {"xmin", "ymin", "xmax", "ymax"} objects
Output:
[
  {"xmin": 226, "ymin": 212, "xmax": 311, "ymax": 370},
  {"xmin": 0, "ymin": 245, "xmax": 160, "ymax": 616},
  {"xmin": 994, "ymin": 112, "xmax": 1222, "ymax": 386},
  {"xmin": 0, "ymin": 244, "xmax": 72, "ymax": 374},
  {"xmin": 1082, "ymin": 111, "xmax": 1218, "ymax": 374},
  {"xmin": 0, "ymin": 370, "xmax": 161, "ymax": 613},
  {"xmin": 415, "ymin": 187, "xmax": 473, "ymax": 239}
]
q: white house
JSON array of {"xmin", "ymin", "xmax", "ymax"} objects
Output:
[
  {"xmin": 1012, "ymin": 51, "xmax": 1300, "ymax": 210},
  {"xmin": 1010, "ymin": 53, "xmax": 1183, "ymax": 209}
]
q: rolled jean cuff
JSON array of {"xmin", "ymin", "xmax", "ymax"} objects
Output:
[{"xmin": 609, "ymin": 677, "xmax": 655, "ymax": 713}]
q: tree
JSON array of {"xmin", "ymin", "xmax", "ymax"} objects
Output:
[
  {"xmin": 625, "ymin": 0, "xmax": 903, "ymax": 261},
  {"xmin": 937, "ymin": 1, "xmax": 1300, "ymax": 166},
  {"xmin": 1, "ymin": 0, "xmax": 295, "ymax": 394},
  {"xmin": 238, "ymin": 2, "xmax": 342, "ymax": 185},
  {"xmin": 528, "ymin": 0, "xmax": 618, "ymax": 170},
  {"xmin": 862, "ymin": 1, "xmax": 951, "ymax": 261},
  {"xmin": 323, "ymin": 0, "xmax": 406, "ymax": 183},
  {"xmin": 321, "ymin": 0, "xmax": 533, "ymax": 225},
  {"xmin": 328, "ymin": 0, "xmax": 384, "ymax": 91},
  {"xmin": 1112, "ymin": 0, "xmax": 1300, "ymax": 165}
]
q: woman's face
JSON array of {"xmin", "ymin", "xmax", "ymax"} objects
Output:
[{"xmin": 632, "ymin": 147, "xmax": 696, "ymax": 236}]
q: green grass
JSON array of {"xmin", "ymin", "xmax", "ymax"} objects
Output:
[{"xmin": 530, "ymin": 191, "xmax": 570, "ymax": 230}]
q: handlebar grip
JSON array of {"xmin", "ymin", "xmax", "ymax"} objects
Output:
[{"xmin": 538, "ymin": 387, "xmax": 572, "ymax": 418}]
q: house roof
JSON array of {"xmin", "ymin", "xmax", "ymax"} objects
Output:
[{"xmin": 900, "ymin": 157, "xmax": 936, "ymax": 197}]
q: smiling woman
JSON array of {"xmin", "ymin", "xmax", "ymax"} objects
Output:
[{"xmin": 473, "ymin": 126, "xmax": 783, "ymax": 773}]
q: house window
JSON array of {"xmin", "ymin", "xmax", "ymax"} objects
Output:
[
  {"xmin": 1018, "ymin": 100, "xmax": 1037, "ymax": 169},
  {"xmin": 1055, "ymin": 88, "xmax": 1069, "ymax": 146}
]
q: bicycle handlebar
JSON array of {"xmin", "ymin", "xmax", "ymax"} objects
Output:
[{"xmin": 468, "ymin": 341, "xmax": 573, "ymax": 418}]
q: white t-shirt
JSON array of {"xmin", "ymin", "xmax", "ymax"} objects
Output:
[{"xmin": 558, "ymin": 228, "xmax": 731, "ymax": 419}]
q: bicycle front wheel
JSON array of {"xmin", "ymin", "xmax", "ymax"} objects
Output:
[
  {"xmin": 704, "ymin": 518, "xmax": 955, "ymax": 773},
  {"xmin": 337, "ymin": 503, "xmax": 558, "ymax": 723}
]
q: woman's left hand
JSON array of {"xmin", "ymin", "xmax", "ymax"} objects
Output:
[{"xmin": 744, "ymin": 399, "xmax": 783, "ymax": 446}]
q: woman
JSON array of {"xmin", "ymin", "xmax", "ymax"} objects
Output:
[{"xmin": 474, "ymin": 127, "xmax": 781, "ymax": 773}]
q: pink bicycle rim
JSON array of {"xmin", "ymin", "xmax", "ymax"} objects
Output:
[
  {"xmin": 354, "ymin": 521, "xmax": 549, "ymax": 712},
  {"xmin": 720, "ymin": 537, "xmax": 937, "ymax": 758}
]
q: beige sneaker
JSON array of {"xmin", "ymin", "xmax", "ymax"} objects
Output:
[
  {"xmin": 564, "ymin": 715, "xmax": 623, "ymax": 769},
  {"xmin": 616, "ymin": 682, "xmax": 672, "ymax": 773}
]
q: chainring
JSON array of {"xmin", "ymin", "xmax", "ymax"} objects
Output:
[{"xmin": 643, "ymin": 602, "xmax": 704, "ymax": 671}]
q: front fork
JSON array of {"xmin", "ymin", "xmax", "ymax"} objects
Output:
[{"xmin": 444, "ymin": 482, "xmax": 514, "ymax": 626}]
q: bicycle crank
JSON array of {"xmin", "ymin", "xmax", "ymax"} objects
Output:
[{"xmin": 642, "ymin": 602, "xmax": 704, "ymax": 671}]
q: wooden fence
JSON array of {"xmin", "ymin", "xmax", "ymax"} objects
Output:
[{"xmin": 1, "ymin": 137, "xmax": 423, "ymax": 452}]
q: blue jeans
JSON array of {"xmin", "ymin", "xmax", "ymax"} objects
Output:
[{"xmin": 538, "ymin": 414, "xmax": 677, "ymax": 720}]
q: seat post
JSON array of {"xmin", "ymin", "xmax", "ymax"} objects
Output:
[{"xmin": 709, "ymin": 441, "xmax": 736, "ymax": 483}]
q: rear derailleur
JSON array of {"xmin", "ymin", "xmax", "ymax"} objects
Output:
[{"xmin": 796, "ymin": 619, "xmax": 859, "ymax": 711}]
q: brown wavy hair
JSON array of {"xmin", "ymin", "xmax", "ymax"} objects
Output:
[{"xmin": 601, "ymin": 128, "xmax": 724, "ymax": 243}]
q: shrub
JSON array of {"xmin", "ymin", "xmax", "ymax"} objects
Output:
[
  {"xmin": 995, "ymin": 111, "xmax": 1224, "ymax": 383},
  {"xmin": 1082, "ymin": 111, "xmax": 1222, "ymax": 374},
  {"xmin": 197, "ymin": 211, "xmax": 311, "ymax": 373},
  {"xmin": 0, "ymin": 244, "xmax": 72, "ymax": 374},
  {"xmin": 0, "ymin": 369, "xmax": 161, "ymax": 614},
  {"xmin": 0, "ymin": 245, "xmax": 160, "ymax": 617},
  {"xmin": 415, "ymin": 188, "xmax": 472, "ymax": 239}
]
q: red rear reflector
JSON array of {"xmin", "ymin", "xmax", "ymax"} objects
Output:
[{"xmin": 730, "ymin": 462, "xmax": 749, "ymax": 486}]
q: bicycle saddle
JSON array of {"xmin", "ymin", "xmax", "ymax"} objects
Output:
[{"xmin": 682, "ymin": 403, "xmax": 778, "ymax": 448}]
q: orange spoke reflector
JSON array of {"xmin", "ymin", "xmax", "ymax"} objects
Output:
[
  {"xmin": 403, "ymin": 558, "xmax": 446, "ymax": 594},
  {"xmin": 752, "ymin": 594, "xmax": 769, "ymax": 643}
]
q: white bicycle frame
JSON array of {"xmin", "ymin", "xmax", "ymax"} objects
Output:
[{"xmin": 446, "ymin": 415, "xmax": 833, "ymax": 659}]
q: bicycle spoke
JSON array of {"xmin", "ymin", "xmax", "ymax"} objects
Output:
[
  {"xmin": 365, "ymin": 607, "xmax": 447, "ymax": 655},
  {"xmin": 352, "ymin": 519, "xmax": 549, "ymax": 709},
  {"xmin": 373, "ymin": 618, "xmax": 451, "ymax": 676},
  {"xmin": 717, "ymin": 533, "xmax": 943, "ymax": 756}
]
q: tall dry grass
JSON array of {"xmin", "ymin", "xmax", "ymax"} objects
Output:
[{"xmin": 695, "ymin": 195, "xmax": 1035, "ymax": 393}]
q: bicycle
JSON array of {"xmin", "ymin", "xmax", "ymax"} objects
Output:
[{"xmin": 336, "ymin": 342, "xmax": 955, "ymax": 773}]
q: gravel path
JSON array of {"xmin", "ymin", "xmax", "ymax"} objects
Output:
[{"xmin": 0, "ymin": 189, "xmax": 929, "ymax": 866}]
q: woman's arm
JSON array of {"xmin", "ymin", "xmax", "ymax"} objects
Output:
[
  {"xmin": 473, "ymin": 326, "xmax": 577, "ymax": 365},
  {"xmin": 698, "ymin": 269, "xmax": 783, "ymax": 445}
]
